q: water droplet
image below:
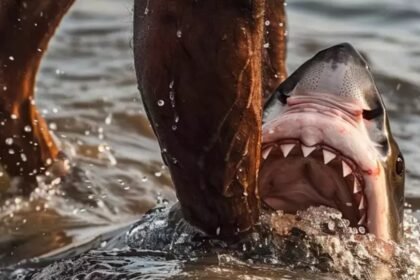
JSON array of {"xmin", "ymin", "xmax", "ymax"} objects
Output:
[
  {"xmin": 154, "ymin": 171, "xmax": 162, "ymax": 177},
  {"xmin": 265, "ymin": 20, "xmax": 270, "ymax": 26},
  {"xmin": 20, "ymin": 153, "xmax": 27, "ymax": 162},
  {"xmin": 169, "ymin": 90, "xmax": 175, "ymax": 101},
  {"xmin": 49, "ymin": 123, "xmax": 57, "ymax": 130},
  {"xmin": 5, "ymin": 138, "xmax": 13, "ymax": 145},
  {"xmin": 97, "ymin": 144, "xmax": 106, "ymax": 153},
  {"xmin": 8, "ymin": 56, "xmax": 14, "ymax": 61},
  {"xmin": 141, "ymin": 176, "xmax": 148, "ymax": 182},
  {"xmin": 171, "ymin": 125, "xmax": 177, "ymax": 131},
  {"xmin": 176, "ymin": 30, "xmax": 182, "ymax": 38},
  {"xmin": 327, "ymin": 221, "xmax": 336, "ymax": 231},
  {"xmin": 157, "ymin": 99, "xmax": 165, "ymax": 107},
  {"xmin": 263, "ymin": 42, "xmax": 270, "ymax": 49},
  {"xmin": 2, "ymin": 86, "xmax": 7, "ymax": 91},
  {"xmin": 169, "ymin": 80, "xmax": 175, "ymax": 89},
  {"xmin": 105, "ymin": 114, "xmax": 112, "ymax": 125},
  {"xmin": 10, "ymin": 114, "xmax": 17, "ymax": 120},
  {"xmin": 24, "ymin": 125, "xmax": 32, "ymax": 132},
  {"xmin": 8, "ymin": 149, "xmax": 15, "ymax": 155}
]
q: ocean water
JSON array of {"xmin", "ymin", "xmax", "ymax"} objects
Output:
[{"xmin": 0, "ymin": 0, "xmax": 419, "ymax": 279}]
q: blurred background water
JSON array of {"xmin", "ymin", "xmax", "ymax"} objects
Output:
[{"xmin": 0, "ymin": 0, "xmax": 419, "ymax": 279}]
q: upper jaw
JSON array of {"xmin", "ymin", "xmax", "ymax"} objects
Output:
[{"xmin": 262, "ymin": 107, "xmax": 379, "ymax": 175}]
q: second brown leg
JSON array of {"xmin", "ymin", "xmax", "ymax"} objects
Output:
[{"xmin": 0, "ymin": 0, "xmax": 75, "ymax": 192}]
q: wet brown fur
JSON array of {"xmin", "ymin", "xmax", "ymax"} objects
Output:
[
  {"xmin": 133, "ymin": 0, "xmax": 287, "ymax": 238},
  {"xmin": 0, "ymin": 0, "xmax": 75, "ymax": 189}
]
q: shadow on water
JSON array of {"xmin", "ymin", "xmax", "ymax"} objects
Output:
[{"xmin": 0, "ymin": 0, "xmax": 419, "ymax": 279}]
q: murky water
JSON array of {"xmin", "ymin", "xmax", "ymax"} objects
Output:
[{"xmin": 0, "ymin": 0, "xmax": 419, "ymax": 279}]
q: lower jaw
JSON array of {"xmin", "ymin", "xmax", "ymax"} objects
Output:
[{"xmin": 261, "ymin": 198, "xmax": 371, "ymax": 236}]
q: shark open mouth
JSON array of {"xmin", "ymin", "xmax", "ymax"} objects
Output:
[
  {"xmin": 260, "ymin": 140, "xmax": 368, "ymax": 232},
  {"xmin": 258, "ymin": 43, "xmax": 406, "ymax": 242}
]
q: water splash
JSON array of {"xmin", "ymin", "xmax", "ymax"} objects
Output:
[{"xmin": 1, "ymin": 202, "xmax": 418, "ymax": 279}]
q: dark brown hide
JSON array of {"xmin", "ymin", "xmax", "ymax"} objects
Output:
[
  {"xmin": 0, "ymin": 0, "xmax": 74, "ymax": 186},
  {"xmin": 134, "ymin": 0, "xmax": 287, "ymax": 238},
  {"xmin": 263, "ymin": 0, "xmax": 288, "ymax": 100}
]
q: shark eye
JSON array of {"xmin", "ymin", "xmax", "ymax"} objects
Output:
[
  {"xmin": 396, "ymin": 155, "xmax": 404, "ymax": 176},
  {"xmin": 362, "ymin": 107, "xmax": 383, "ymax": 120}
]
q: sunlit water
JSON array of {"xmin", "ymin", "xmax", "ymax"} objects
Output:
[{"xmin": 0, "ymin": 0, "xmax": 419, "ymax": 279}]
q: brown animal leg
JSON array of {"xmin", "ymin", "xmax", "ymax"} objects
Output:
[
  {"xmin": 0, "ymin": 0, "xmax": 75, "ymax": 188},
  {"xmin": 263, "ymin": 0, "xmax": 288, "ymax": 100},
  {"xmin": 134, "ymin": 0, "xmax": 287, "ymax": 239}
]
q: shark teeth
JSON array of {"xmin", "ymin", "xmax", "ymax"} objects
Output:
[
  {"xmin": 342, "ymin": 161, "xmax": 352, "ymax": 177},
  {"xmin": 322, "ymin": 149, "xmax": 336, "ymax": 164},
  {"xmin": 358, "ymin": 213, "xmax": 367, "ymax": 225},
  {"xmin": 358, "ymin": 196, "xmax": 366, "ymax": 210},
  {"xmin": 301, "ymin": 145, "xmax": 316, "ymax": 157},
  {"xmin": 262, "ymin": 146, "xmax": 273, "ymax": 159},
  {"xmin": 353, "ymin": 177, "xmax": 362, "ymax": 194},
  {"xmin": 262, "ymin": 141, "xmax": 368, "ymax": 229},
  {"xmin": 280, "ymin": 144, "xmax": 295, "ymax": 158}
]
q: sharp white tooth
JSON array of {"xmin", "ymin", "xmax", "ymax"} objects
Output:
[
  {"xmin": 262, "ymin": 146, "xmax": 273, "ymax": 159},
  {"xmin": 353, "ymin": 178, "xmax": 362, "ymax": 194},
  {"xmin": 358, "ymin": 196, "xmax": 366, "ymax": 210},
  {"xmin": 301, "ymin": 145, "xmax": 316, "ymax": 157},
  {"xmin": 280, "ymin": 144, "xmax": 295, "ymax": 158},
  {"xmin": 322, "ymin": 149, "xmax": 336, "ymax": 164},
  {"xmin": 342, "ymin": 161, "xmax": 352, "ymax": 177},
  {"xmin": 358, "ymin": 213, "xmax": 367, "ymax": 225}
]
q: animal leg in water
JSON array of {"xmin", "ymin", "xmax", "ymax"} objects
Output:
[
  {"xmin": 133, "ymin": 0, "xmax": 287, "ymax": 238},
  {"xmin": 0, "ymin": 0, "xmax": 75, "ymax": 192}
]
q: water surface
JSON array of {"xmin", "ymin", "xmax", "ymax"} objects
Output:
[{"xmin": 0, "ymin": 0, "xmax": 419, "ymax": 279}]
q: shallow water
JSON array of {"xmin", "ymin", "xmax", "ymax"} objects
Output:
[{"xmin": 0, "ymin": 0, "xmax": 419, "ymax": 279}]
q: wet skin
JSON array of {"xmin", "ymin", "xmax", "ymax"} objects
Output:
[{"xmin": 0, "ymin": 1, "xmax": 404, "ymax": 242}]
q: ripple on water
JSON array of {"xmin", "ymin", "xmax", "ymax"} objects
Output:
[{"xmin": 1, "ymin": 204, "xmax": 418, "ymax": 279}]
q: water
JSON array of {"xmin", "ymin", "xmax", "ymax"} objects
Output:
[{"xmin": 0, "ymin": 0, "xmax": 419, "ymax": 279}]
